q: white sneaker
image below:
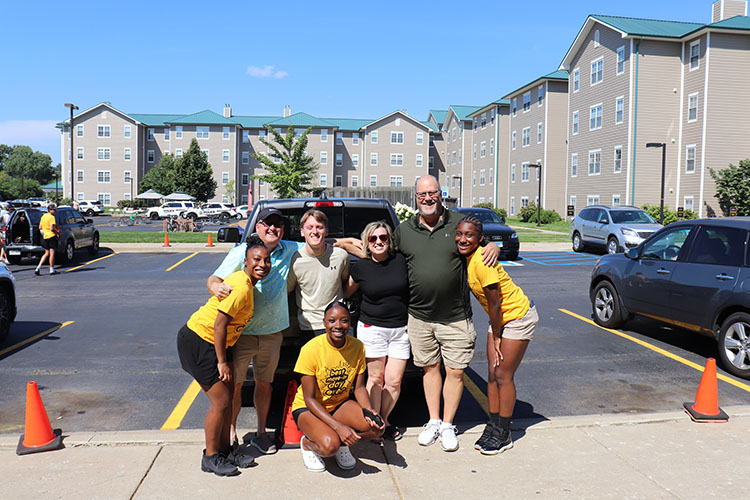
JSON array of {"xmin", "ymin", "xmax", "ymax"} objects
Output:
[
  {"xmin": 300, "ymin": 436, "xmax": 325, "ymax": 472},
  {"xmin": 334, "ymin": 445, "xmax": 356, "ymax": 470},
  {"xmin": 440, "ymin": 423, "xmax": 459, "ymax": 452},
  {"xmin": 418, "ymin": 419, "xmax": 442, "ymax": 446}
]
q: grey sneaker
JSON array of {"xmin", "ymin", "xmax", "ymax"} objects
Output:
[
  {"xmin": 201, "ymin": 450, "xmax": 240, "ymax": 476},
  {"xmin": 251, "ymin": 432, "xmax": 277, "ymax": 455},
  {"xmin": 225, "ymin": 447, "xmax": 255, "ymax": 468},
  {"xmin": 474, "ymin": 422, "xmax": 496, "ymax": 450}
]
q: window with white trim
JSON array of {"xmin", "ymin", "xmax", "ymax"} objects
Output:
[
  {"xmin": 320, "ymin": 129, "xmax": 328, "ymax": 142},
  {"xmin": 164, "ymin": 127, "xmax": 170, "ymax": 141},
  {"xmin": 521, "ymin": 162, "xmax": 529, "ymax": 182},
  {"xmin": 242, "ymin": 130, "xmax": 249, "ymax": 143},
  {"xmin": 616, "ymin": 46, "xmax": 625, "ymax": 74},
  {"xmin": 537, "ymin": 123, "xmax": 543, "ymax": 143},
  {"xmin": 571, "ymin": 153, "xmax": 578, "ymax": 177},
  {"xmin": 335, "ymin": 175, "xmax": 343, "ymax": 187},
  {"xmin": 222, "ymin": 127, "xmax": 230, "ymax": 140},
  {"xmin": 690, "ymin": 40, "xmax": 700, "ymax": 70},
  {"xmin": 616, "ymin": 97, "xmax": 624, "ymax": 124},
  {"xmin": 370, "ymin": 153, "xmax": 377, "ymax": 166},
  {"xmin": 295, "ymin": 128, "xmax": 304, "ymax": 140},
  {"xmin": 352, "ymin": 154, "xmax": 359, "ymax": 167},
  {"xmin": 97, "ymin": 170, "xmax": 111, "ymax": 183},
  {"xmin": 76, "ymin": 147, "xmax": 84, "ymax": 160},
  {"xmin": 241, "ymin": 173, "xmax": 249, "ymax": 185},
  {"xmin": 124, "ymin": 193, "xmax": 131, "ymax": 201},
  {"xmin": 98, "ymin": 193, "xmax": 111, "ymax": 206},
  {"xmin": 473, "ymin": 144, "xmax": 477, "ymax": 160},
  {"xmin": 147, "ymin": 128, "xmax": 154, "ymax": 141},
  {"xmin": 242, "ymin": 151, "xmax": 249, "ymax": 164},
  {"xmin": 522, "ymin": 127, "xmax": 530, "ymax": 147},
  {"xmin": 521, "ymin": 196, "xmax": 529, "ymax": 209},
  {"xmin": 389, "ymin": 175, "xmax": 403, "ymax": 187},
  {"xmin": 481, "ymin": 114, "xmax": 487, "ymax": 128},
  {"xmin": 391, "ymin": 131, "xmax": 404, "ymax": 144},
  {"xmin": 371, "ymin": 130, "xmax": 378, "ymax": 143},
  {"xmin": 538, "ymin": 85, "xmax": 544, "ymax": 106},
  {"xmin": 175, "ymin": 149, "xmax": 183, "ymax": 158},
  {"xmin": 591, "ymin": 57, "xmax": 603, "ymax": 85},
  {"xmin": 320, "ymin": 174, "xmax": 327, "ymax": 187},
  {"xmin": 124, "ymin": 170, "xmax": 131, "ymax": 183},
  {"xmin": 76, "ymin": 170, "xmax": 84, "ymax": 182},
  {"xmin": 570, "ymin": 195, "xmax": 576, "ymax": 214},
  {"xmin": 594, "ymin": 29, "xmax": 600, "ymax": 47},
  {"xmin": 390, "ymin": 154, "xmax": 403, "ymax": 166},
  {"xmin": 416, "ymin": 132, "xmax": 423, "ymax": 145},
  {"xmin": 416, "ymin": 154, "xmax": 423, "ymax": 167},
  {"xmin": 352, "ymin": 175, "xmax": 358, "ymax": 187},
  {"xmin": 370, "ymin": 175, "xmax": 377, "ymax": 187},
  {"xmin": 175, "ymin": 126, "xmax": 182, "ymax": 139},
  {"xmin": 612, "ymin": 194, "xmax": 621, "ymax": 206},
  {"xmin": 97, "ymin": 125, "xmax": 111, "ymax": 137},
  {"xmin": 614, "ymin": 146, "xmax": 622, "ymax": 173},
  {"xmin": 511, "ymin": 164, "xmax": 516, "ymax": 183},
  {"xmin": 686, "ymin": 145, "xmax": 696, "ymax": 173},
  {"xmin": 473, "ymin": 172, "xmax": 476, "ymax": 186},
  {"xmin": 97, "ymin": 148, "xmax": 111, "ymax": 160},
  {"xmin": 589, "ymin": 104, "xmax": 602, "ymax": 130},
  {"xmin": 512, "ymin": 98, "xmax": 517, "ymax": 116},
  {"xmin": 587, "ymin": 195, "xmax": 600, "ymax": 206},
  {"xmin": 336, "ymin": 133, "xmax": 343, "ymax": 145},
  {"xmin": 490, "ymin": 139, "xmax": 494, "ymax": 156},
  {"xmin": 536, "ymin": 160, "xmax": 541, "ymax": 180},
  {"xmin": 522, "ymin": 92, "xmax": 531, "ymax": 112},
  {"xmin": 512, "ymin": 131, "xmax": 516, "ymax": 149},
  {"xmin": 259, "ymin": 129, "xmax": 266, "ymax": 140},
  {"xmin": 451, "ymin": 151, "xmax": 456, "ymax": 165},
  {"xmin": 573, "ymin": 111, "xmax": 579, "ymax": 134},
  {"xmin": 221, "ymin": 150, "xmax": 229, "ymax": 162},
  {"xmin": 480, "ymin": 169, "xmax": 486, "ymax": 186},
  {"xmin": 320, "ymin": 151, "xmax": 327, "ymax": 164},
  {"xmin": 76, "ymin": 125, "xmax": 84, "ymax": 137},
  {"xmin": 124, "ymin": 125, "xmax": 131, "ymax": 138},
  {"xmin": 573, "ymin": 68, "xmax": 580, "ymax": 92},
  {"xmin": 77, "ymin": 192, "xmax": 84, "ymax": 201},
  {"xmin": 688, "ymin": 93, "xmax": 698, "ymax": 122},
  {"xmin": 195, "ymin": 126, "xmax": 208, "ymax": 139},
  {"xmin": 684, "ymin": 196, "xmax": 694, "ymax": 211},
  {"xmin": 510, "ymin": 197, "xmax": 515, "ymax": 216},
  {"xmin": 147, "ymin": 150, "xmax": 155, "ymax": 163},
  {"xmin": 588, "ymin": 150, "xmax": 601, "ymax": 175},
  {"xmin": 480, "ymin": 141, "xmax": 486, "ymax": 158},
  {"xmin": 335, "ymin": 153, "xmax": 343, "ymax": 166},
  {"xmin": 352, "ymin": 133, "xmax": 359, "ymax": 145}
]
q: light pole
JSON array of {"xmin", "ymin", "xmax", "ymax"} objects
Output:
[
  {"xmin": 528, "ymin": 162, "xmax": 542, "ymax": 227},
  {"xmin": 646, "ymin": 143, "xmax": 666, "ymax": 224},
  {"xmin": 64, "ymin": 103, "xmax": 79, "ymax": 202},
  {"xmin": 451, "ymin": 175, "xmax": 462, "ymax": 207}
]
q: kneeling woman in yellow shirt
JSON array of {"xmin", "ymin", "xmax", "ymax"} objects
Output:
[
  {"xmin": 456, "ymin": 217, "xmax": 538, "ymax": 456},
  {"xmin": 292, "ymin": 302, "xmax": 385, "ymax": 472},
  {"xmin": 177, "ymin": 236, "xmax": 271, "ymax": 477}
]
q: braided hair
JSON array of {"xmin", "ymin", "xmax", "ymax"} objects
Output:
[
  {"xmin": 460, "ymin": 216, "xmax": 486, "ymax": 246},
  {"xmin": 457, "ymin": 216, "xmax": 487, "ymax": 322}
]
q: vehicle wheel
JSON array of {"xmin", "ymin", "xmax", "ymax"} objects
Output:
[
  {"xmin": 186, "ymin": 212, "xmax": 197, "ymax": 220},
  {"xmin": 150, "ymin": 212, "xmax": 160, "ymax": 220},
  {"xmin": 7, "ymin": 255, "xmax": 21, "ymax": 265},
  {"xmin": 179, "ymin": 211, "xmax": 186, "ymax": 219},
  {"xmin": 86, "ymin": 209, "xmax": 95, "ymax": 217},
  {"xmin": 235, "ymin": 213, "xmax": 242, "ymax": 220},
  {"xmin": 572, "ymin": 231, "xmax": 584, "ymax": 252},
  {"xmin": 607, "ymin": 237, "xmax": 620, "ymax": 254},
  {"xmin": 717, "ymin": 312, "xmax": 750, "ymax": 379},
  {"xmin": 0, "ymin": 288, "xmax": 12, "ymax": 343},
  {"xmin": 88, "ymin": 233, "xmax": 99, "ymax": 255},
  {"xmin": 62, "ymin": 239, "xmax": 75, "ymax": 263},
  {"xmin": 220, "ymin": 212, "xmax": 229, "ymax": 220},
  {"xmin": 506, "ymin": 252, "xmax": 519, "ymax": 261},
  {"xmin": 592, "ymin": 280, "xmax": 624, "ymax": 329}
]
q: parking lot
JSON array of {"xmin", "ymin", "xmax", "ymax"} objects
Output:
[{"xmin": 1, "ymin": 247, "xmax": 749, "ymax": 438}]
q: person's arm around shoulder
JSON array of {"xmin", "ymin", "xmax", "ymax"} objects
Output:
[
  {"xmin": 480, "ymin": 241, "xmax": 500, "ymax": 267},
  {"xmin": 206, "ymin": 244, "xmax": 246, "ymax": 299},
  {"xmin": 332, "ymin": 237, "xmax": 365, "ymax": 259}
]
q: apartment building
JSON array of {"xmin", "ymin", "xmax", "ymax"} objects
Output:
[
  {"xmin": 503, "ymin": 71, "xmax": 568, "ymax": 217},
  {"xmin": 560, "ymin": 0, "xmax": 750, "ymax": 217},
  {"xmin": 466, "ymin": 100, "xmax": 510, "ymax": 207},
  {"xmin": 439, "ymin": 105, "xmax": 481, "ymax": 205}
]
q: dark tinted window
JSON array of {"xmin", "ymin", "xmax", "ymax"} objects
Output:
[
  {"xmin": 610, "ymin": 210, "xmax": 656, "ymax": 224},
  {"xmin": 579, "ymin": 208, "xmax": 594, "ymax": 221},
  {"xmin": 25, "ymin": 210, "xmax": 44, "ymax": 225},
  {"xmin": 457, "ymin": 209, "xmax": 503, "ymax": 224},
  {"xmin": 641, "ymin": 226, "xmax": 692, "ymax": 261},
  {"xmin": 687, "ymin": 226, "xmax": 747, "ymax": 267},
  {"xmin": 278, "ymin": 207, "xmax": 396, "ymax": 241}
]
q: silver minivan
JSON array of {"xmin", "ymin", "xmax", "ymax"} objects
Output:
[{"xmin": 571, "ymin": 205, "xmax": 663, "ymax": 254}]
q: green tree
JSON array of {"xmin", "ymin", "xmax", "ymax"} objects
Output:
[
  {"xmin": 709, "ymin": 159, "xmax": 750, "ymax": 216},
  {"xmin": 0, "ymin": 171, "xmax": 43, "ymax": 199},
  {"xmin": 171, "ymin": 139, "xmax": 217, "ymax": 202},
  {"xmin": 141, "ymin": 153, "xmax": 177, "ymax": 195},
  {"xmin": 642, "ymin": 204, "xmax": 698, "ymax": 225},
  {"xmin": 251, "ymin": 125, "xmax": 317, "ymax": 198},
  {"xmin": 225, "ymin": 179, "xmax": 236, "ymax": 205},
  {"xmin": 3, "ymin": 145, "xmax": 56, "ymax": 187},
  {"xmin": 0, "ymin": 144, "xmax": 12, "ymax": 170}
]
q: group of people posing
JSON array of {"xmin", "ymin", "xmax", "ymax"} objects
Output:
[{"xmin": 176, "ymin": 175, "xmax": 538, "ymax": 477}]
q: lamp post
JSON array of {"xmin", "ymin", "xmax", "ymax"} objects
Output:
[
  {"xmin": 646, "ymin": 142, "xmax": 666, "ymax": 224},
  {"xmin": 64, "ymin": 103, "xmax": 79, "ymax": 202},
  {"xmin": 451, "ymin": 175, "xmax": 462, "ymax": 207},
  {"xmin": 528, "ymin": 162, "xmax": 542, "ymax": 227}
]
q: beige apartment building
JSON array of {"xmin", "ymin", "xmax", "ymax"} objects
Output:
[
  {"xmin": 503, "ymin": 71, "xmax": 568, "ymax": 217},
  {"xmin": 560, "ymin": 0, "xmax": 750, "ymax": 217},
  {"xmin": 466, "ymin": 100, "xmax": 510, "ymax": 207},
  {"xmin": 439, "ymin": 105, "xmax": 481, "ymax": 205}
]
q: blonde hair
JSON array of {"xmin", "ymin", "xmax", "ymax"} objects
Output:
[
  {"xmin": 361, "ymin": 221, "xmax": 394, "ymax": 259},
  {"xmin": 300, "ymin": 208, "xmax": 328, "ymax": 229}
]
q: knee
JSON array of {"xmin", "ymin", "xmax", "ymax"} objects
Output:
[
  {"xmin": 212, "ymin": 396, "xmax": 232, "ymax": 412},
  {"xmin": 318, "ymin": 435, "xmax": 340, "ymax": 456},
  {"xmin": 368, "ymin": 372, "xmax": 385, "ymax": 388},
  {"xmin": 487, "ymin": 369, "xmax": 497, "ymax": 383},
  {"xmin": 255, "ymin": 380, "xmax": 272, "ymax": 392},
  {"xmin": 497, "ymin": 370, "xmax": 515, "ymax": 386},
  {"xmin": 445, "ymin": 367, "xmax": 464, "ymax": 381}
]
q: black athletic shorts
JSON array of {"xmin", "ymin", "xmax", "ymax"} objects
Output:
[
  {"xmin": 41, "ymin": 236, "xmax": 58, "ymax": 250},
  {"xmin": 177, "ymin": 324, "xmax": 234, "ymax": 387},
  {"xmin": 292, "ymin": 401, "xmax": 347, "ymax": 426}
]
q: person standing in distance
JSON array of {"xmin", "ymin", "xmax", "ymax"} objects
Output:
[{"xmin": 36, "ymin": 203, "xmax": 59, "ymax": 275}]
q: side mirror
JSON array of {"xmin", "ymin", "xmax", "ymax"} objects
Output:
[
  {"xmin": 600, "ymin": 218, "xmax": 609, "ymax": 225},
  {"xmin": 625, "ymin": 248, "xmax": 639, "ymax": 260},
  {"xmin": 217, "ymin": 227, "xmax": 241, "ymax": 243},
  {"xmin": 500, "ymin": 215, "xmax": 506, "ymax": 224}
]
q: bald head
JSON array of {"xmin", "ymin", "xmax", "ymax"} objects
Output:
[
  {"xmin": 415, "ymin": 175, "xmax": 439, "ymax": 193},
  {"xmin": 415, "ymin": 175, "xmax": 443, "ymax": 220}
]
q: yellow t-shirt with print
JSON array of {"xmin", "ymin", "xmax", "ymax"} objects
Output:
[
  {"xmin": 40, "ymin": 213, "xmax": 56, "ymax": 240},
  {"xmin": 291, "ymin": 335, "xmax": 366, "ymax": 413},
  {"xmin": 186, "ymin": 269, "xmax": 254, "ymax": 347},
  {"xmin": 467, "ymin": 248, "xmax": 529, "ymax": 326}
]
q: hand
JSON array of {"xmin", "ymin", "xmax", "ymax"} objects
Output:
[
  {"xmin": 211, "ymin": 282, "xmax": 233, "ymax": 300},
  {"xmin": 365, "ymin": 410, "xmax": 385, "ymax": 431},
  {"xmin": 335, "ymin": 424, "xmax": 361, "ymax": 446},
  {"xmin": 493, "ymin": 336, "xmax": 504, "ymax": 366},
  {"xmin": 217, "ymin": 362, "xmax": 233, "ymax": 383},
  {"xmin": 481, "ymin": 243, "xmax": 500, "ymax": 267}
]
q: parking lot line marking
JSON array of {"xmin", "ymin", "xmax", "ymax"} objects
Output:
[
  {"xmin": 66, "ymin": 252, "xmax": 119, "ymax": 273},
  {"xmin": 0, "ymin": 321, "xmax": 74, "ymax": 357},
  {"xmin": 165, "ymin": 252, "xmax": 199, "ymax": 272},
  {"xmin": 559, "ymin": 308, "xmax": 750, "ymax": 393},
  {"xmin": 161, "ymin": 380, "xmax": 201, "ymax": 430},
  {"xmin": 462, "ymin": 373, "xmax": 489, "ymax": 415}
]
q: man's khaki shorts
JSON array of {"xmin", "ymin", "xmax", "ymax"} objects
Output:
[
  {"xmin": 407, "ymin": 315, "xmax": 476, "ymax": 370},
  {"xmin": 231, "ymin": 331, "xmax": 283, "ymax": 383},
  {"xmin": 499, "ymin": 305, "xmax": 538, "ymax": 341}
]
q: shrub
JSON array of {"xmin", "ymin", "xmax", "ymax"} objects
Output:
[
  {"xmin": 473, "ymin": 202, "xmax": 508, "ymax": 219},
  {"xmin": 642, "ymin": 204, "xmax": 698, "ymax": 225},
  {"xmin": 519, "ymin": 202, "xmax": 561, "ymax": 224},
  {"xmin": 394, "ymin": 202, "xmax": 418, "ymax": 222}
]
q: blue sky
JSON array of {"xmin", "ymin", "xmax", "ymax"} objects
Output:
[{"xmin": 0, "ymin": 0, "xmax": 719, "ymax": 165}]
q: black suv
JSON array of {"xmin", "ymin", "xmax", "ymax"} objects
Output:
[{"xmin": 4, "ymin": 207, "xmax": 100, "ymax": 264}]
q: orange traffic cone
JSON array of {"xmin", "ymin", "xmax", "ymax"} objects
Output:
[
  {"xmin": 163, "ymin": 233, "xmax": 171, "ymax": 247},
  {"xmin": 279, "ymin": 380, "xmax": 303, "ymax": 448},
  {"xmin": 206, "ymin": 233, "xmax": 215, "ymax": 247},
  {"xmin": 683, "ymin": 358, "xmax": 728, "ymax": 423},
  {"xmin": 17, "ymin": 381, "xmax": 63, "ymax": 455}
]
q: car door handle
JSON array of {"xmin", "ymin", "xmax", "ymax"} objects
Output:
[
  {"xmin": 715, "ymin": 274, "xmax": 735, "ymax": 281},
  {"xmin": 656, "ymin": 269, "xmax": 671, "ymax": 275}
]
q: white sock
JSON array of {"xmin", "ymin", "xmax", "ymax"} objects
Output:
[
  {"xmin": 35, "ymin": 264, "xmax": 41, "ymax": 271},
  {"xmin": 440, "ymin": 421, "xmax": 453, "ymax": 429},
  {"xmin": 429, "ymin": 418, "xmax": 442, "ymax": 426}
]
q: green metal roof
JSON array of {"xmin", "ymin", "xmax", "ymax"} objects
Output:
[
  {"xmin": 266, "ymin": 112, "xmax": 336, "ymax": 128},
  {"xmin": 450, "ymin": 105, "xmax": 482, "ymax": 121},
  {"xmin": 129, "ymin": 113, "xmax": 185, "ymax": 126},
  {"xmin": 591, "ymin": 14, "xmax": 704, "ymax": 38},
  {"xmin": 167, "ymin": 110, "xmax": 239, "ymax": 125},
  {"xmin": 503, "ymin": 70, "xmax": 570, "ymax": 99},
  {"xmin": 708, "ymin": 15, "xmax": 750, "ymax": 30},
  {"xmin": 428, "ymin": 110, "xmax": 448, "ymax": 126},
  {"xmin": 493, "ymin": 98, "xmax": 511, "ymax": 105},
  {"xmin": 41, "ymin": 180, "xmax": 62, "ymax": 190},
  {"xmin": 322, "ymin": 117, "xmax": 373, "ymax": 130},
  {"xmin": 231, "ymin": 115, "xmax": 280, "ymax": 128},
  {"xmin": 421, "ymin": 121, "xmax": 438, "ymax": 132}
]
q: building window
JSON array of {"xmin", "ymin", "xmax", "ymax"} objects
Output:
[
  {"xmin": 588, "ymin": 150, "xmax": 601, "ymax": 175},
  {"xmin": 98, "ymin": 193, "xmax": 112, "ymax": 206},
  {"xmin": 164, "ymin": 127, "xmax": 170, "ymax": 141},
  {"xmin": 480, "ymin": 142, "xmax": 486, "ymax": 158},
  {"xmin": 614, "ymin": 146, "xmax": 622, "ymax": 173},
  {"xmin": 259, "ymin": 177, "xmax": 265, "ymax": 186},
  {"xmin": 370, "ymin": 175, "xmax": 377, "ymax": 187},
  {"xmin": 429, "ymin": 156, "xmax": 434, "ymax": 169},
  {"xmin": 489, "ymin": 139, "xmax": 494, "ymax": 156},
  {"xmin": 573, "ymin": 68, "xmax": 580, "ymax": 92},
  {"xmin": 147, "ymin": 150, "xmax": 155, "ymax": 163},
  {"xmin": 320, "ymin": 174, "xmax": 327, "ymax": 187},
  {"xmin": 589, "ymin": 104, "xmax": 603, "ymax": 130},
  {"xmin": 295, "ymin": 128, "xmax": 304, "ymax": 140},
  {"xmin": 336, "ymin": 133, "xmax": 343, "ymax": 145},
  {"xmin": 684, "ymin": 196, "xmax": 694, "ymax": 211},
  {"xmin": 480, "ymin": 114, "xmax": 487, "ymax": 129},
  {"xmin": 259, "ymin": 129, "xmax": 266, "ymax": 140},
  {"xmin": 389, "ymin": 175, "xmax": 403, "ymax": 187},
  {"xmin": 570, "ymin": 195, "xmax": 576, "ymax": 214},
  {"xmin": 320, "ymin": 151, "xmax": 327, "ymax": 165},
  {"xmin": 616, "ymin": 46, "xmax": 625, "ymax": 74},
  {"xmin": 473, "ymin": 172, "xmax": 476, "ymax": 186},
  {"xmin": 335, "ymin": 175, "xmax": 343, "ymax": 187},
  {"xmin": 416, "ymin": 154, "xmax": 423, "ymax": 167},
  {"xmin": 571, "ymin": 153, "xmax": 578, "ymax": 177},
  {"xmin": 451, "ymin": 126, "xmax": 457, "ymax": 141},
  {"xmin": 594, "ymin": 29, "xmax": 600, "ymax": 47},
  {"xmin": 688, "ymin": 93, "xmax": 699, "ymax": 122},
  {"xmin": 522, "ymin": 92, "xmax": 531, "ymax": 112},
  {"xmin": 510, "ymin": 197, "xmax": 515, "ymax": 216},
  {"xmin": 77, "ymin": 192, "xmax": 85, "ymax": 201},
  {"xmin": 124, "ymin": 193, "xmax": 131, "ymax": 201},
  {"xmin": 451, "ymin": 151, "xmax": 456, "ymax": 165},
  {"xmin": 591, "ymin": 57, "xmax": 603, "ymax": 85},
  {"xmin": 242, "ymin": 151, "xmax": 249, "ymax": 164},
  {"xmin": 124, "ymin": 148, "xmax": 132, "ymax": 161},
  {"xmin": 686, "ymin": 145, "xmax": 696, "ymax": 173},
  {"xmin": 352, "ymin": 133, "xmax": 359, "ymax": 145},
  {"xmin": 76, "ymin": 147, "xmax": 84, "ymax": 160},
  {"xmin": 321, "ymin": 129, "xmax": 328, "ymax": 142},
  {"xmin": 175, "ymin": 126, "xmax": 183, "ymax": 139},
  {"xmin": 616, "ymin": 97, "xmax": 624, "ymax": 124},
  {"xmin": 416, "ymin": 132, "xmax": 423, "ymax": 145},
  {"xmin": 479, "ymin": 169, "xmax": 486, "ymax": 186},
  {"xmin": 175, "ymin": 149, "xmax": 183, "ymax": 158},
  {"xmin": 241, "ymin": 173, "xmax": 249, "ymax": 185},
  {"xmin": 512, "ymin": 131, "xmax": 517, "ymax": 149},
  {"xmin": 76, "ymin": 170, "xmax": 84, "ymax": 182},
  {"xmin": 587, "ymin": 195, "xmax": 600, "ymax": 206},
  {"xmin": 76, "ymin": 125, "xmax": 84, "ymax": 137},
  {"xmin": 222, "ymin": 127, "xmax": 230, "ymax": 140},
  {"xmin": 512, "ymin": 98, "xmax": 517, "ymax": 116},
  {"xmin": 371, "ymin": 130, "xmax": 378, "ymax": 144},
  {"xmin": 97, "ymin": 148, "xmax": 111, "ymax": 161},
  {"xmin": 511, "ymin": 164, "xmax": 516, "ymax": 183},
  {"xmin": 489, "ymin": 168, "xmax": 494, "ymax": 185},
  {"xmin": 537, "ymin": 123, "xmax": 543, "ymax": 143},
  {"xmin": 521, "ymin": 197, "xmax": 529, "ymax": 209},
  {"xmin": 573, "ymin": 111, "xmax": 579, "ymax": 134},
  {"xmin": 335, "ymin": 153, "xmax": 343, "ymax": 167},
  {"xmin": 220, "ymin": 150, "xmax": 229, "ymax": 162},
  {"xmin": 391, "ymin": 131, "xmax": 404, "ymax": 144},
  {"xmin": 147, "ymin": 128, "xmax": 154, "ymax": 141},
  {"xmin": 97, "ymin": 125, "xmax": 111, "ymax": 138},
  {"xmin": 522, "ymin": 127, "xmax": 530, "ymax": 147},
  {"xmin": 350, "ymin": 175, "xmax": 358, "ymax": 187},
  {"xmin": 521, "ymin": 163, "xmax": 529, "ymax": 182},
  {"xmin": 352, "ymin": 154, "xmax": 359, "ymax": 167},
  {"xmin": 97, "ymin": 170, "xmax": 111, "ymax": 183},
  {"xmin": 538, "ymin": 85, "xmax": 544, "ymax": 106},
  {"xmin": 690, "ymin": 40, "xmax": 700, "ymax": 70},
  {"xmin": 612, "ymin": 194, "xmax": 621, "ymax": 206},
  {"xmin": 370, "ymin": 153, "xmax": 377, "ymax": 166},
  {"xmin": 473, "ymin": 144, "xmax": 477, "ymax": 160},
  {"xmin": 124, "ymin": 170, "xmax": 131, "ymax": 183},
  {"xmin": 124, "ymin": 125, "xmax": 131, "ymax": 138},
  {"xmin": 390, "ymin": 154, "xmax": 404, "ymax": 166},
  {"xmin": 242, "ymin": 130, "xmax": 249, "ymax": 143},
  {"xmin": 196, "ymin": 126, "xmax": 209, "ymax": 139}
]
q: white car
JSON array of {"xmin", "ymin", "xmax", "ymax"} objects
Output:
[
  {"xmin": 202, "ymin": 203, "xmax": 240, "ymax": 220},
  {"xmin": 78, "ymin": 200, "xmax": 105, "ymax": 217},
  {"xmin": 147, "ymin": 202, "xmax": 205, "ymax": 220},
  {"xmin": 236, "ymin": 205, "xmax": 249, "ymax": 218}
]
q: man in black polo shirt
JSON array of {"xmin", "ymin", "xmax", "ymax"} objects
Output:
[{"xmin": 394, "ymin": 175, "xmax": 499, "ymax": 452}]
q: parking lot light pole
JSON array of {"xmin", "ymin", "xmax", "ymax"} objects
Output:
[
  {"xmin": 64, "ymin": 103, "xmax": 79, "ymax": 202},
  {"xmin": 451, "ymin": 175, "xmax": 462, "ymax": 207},
  {"xmin": 528, "ymin": 162, "xmax": 542, "ymax": 227},
  {"xmin": 646, "ymin": 143, "xmax": 666, "ymax": 224}
]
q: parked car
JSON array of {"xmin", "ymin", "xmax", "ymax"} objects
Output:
[
  {"xmin": 589, "ymin": 218, "xmax": 750, "ymax": 378},
  {"xmin": 0, "ymin": 262, "xmax": 17, "ymax": 343},
  {"xmin": 453, "ymin": 207, "xmax": 519, "ymax": 260},
  {"xmin": 571, "ymin": 205, "xmax": 662, "ymax": 254},
  {"xmin": 146, "ymin": 202, "xmax": 204, "ymax": 220},
  {"xmin": 202, "ymin": 202, "xmax": 240, "ymax": 220},
  {"xmin": 78, "ymin": 200, "xmax": 104, "ymax": 217},
  {"xmin": 4, "ymin": 207, "xmax": 100, "ymax": 264},
  {"xmin": 28, "ymin": 197, "xmax": 48, "ymax": 207},
  {"xmin": 235, "ymin": 205, "xmax": 249, "ymax": 218}
]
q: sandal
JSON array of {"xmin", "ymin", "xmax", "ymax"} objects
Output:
[{"xmin": 383, "ymin": 425, "xmax": 402, "ymax": 441}]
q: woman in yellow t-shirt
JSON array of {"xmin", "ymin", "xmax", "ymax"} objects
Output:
[
  {"xmin": 292, "ymin": 302, "xmax": 385, "ymax": 472},
  {"xmin": 176, "ymin": 236, "xmax": 270, "ymax": 477},
  {"xmin": 455, "ymin": 216, "xmax": 538, "ymax": 456}
]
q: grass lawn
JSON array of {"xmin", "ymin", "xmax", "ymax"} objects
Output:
[
  {"xmin": 513, "ymin": 228, "xmax": 570, "ymax": 243},
  {"xmin": 506, "ymin": 217, "xmax": 570, "ymax": 234},
  {"xmin": 99, "ymin": 232, "xmax": 219, "ymax": 243}
]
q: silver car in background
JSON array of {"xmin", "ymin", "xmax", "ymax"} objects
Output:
[{"xmin": 571, "ymin": 205, "xmax": 663, "ymax": 254}]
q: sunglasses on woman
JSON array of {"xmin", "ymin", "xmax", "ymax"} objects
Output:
[{"xmin": 368, "ymin": 234, "xmax": 389, "ymax": 243}]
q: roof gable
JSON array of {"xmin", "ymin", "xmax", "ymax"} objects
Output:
[
  {"xmin": 129, "ymin": 114, "xmax": 185, "ymax": 127},
  {"xmin": 450, "ymin": 105, "xmax": 482, "ymax": 121},
  {"xmin": 427, "ymin": 109, "xmax": 448, "ymax": 126},
  {"xmin": 502, "ymin": 70, "xmax": 569, "ymax": 99},
  {"xmin": 362, "ymin": 110, "xmax": 430, "ymax": 131},
  {"xmin": 167, "ymin": 110, "xmax": 239, "ymax": 125},
  {"xmin": 266, "ymin": 112, "xmax": 336, "ymax": 128},
  {"xmin": 57, "ymin": 102, "xmax": 138, "ymax": 127}
]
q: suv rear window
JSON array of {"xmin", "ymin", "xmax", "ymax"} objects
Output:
[{"xmin": 280, "ymin": 207, "xmax": 396, "ymax": 241}]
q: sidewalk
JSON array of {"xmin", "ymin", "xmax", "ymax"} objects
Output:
[{"xmin": 4, "ymin": 406, "xmax": 748, "ymax": 499}]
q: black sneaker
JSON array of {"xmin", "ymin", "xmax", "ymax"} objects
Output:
[
  {"xmin": 34, "ymin": 269, "xmax": 40, "ymax": 276},
  {"xmin": 480, "ymin": 427, "xmax": 513, "ymax": 456},
  {"xmin": 474, "ymin": 422, "xmax": 496, "ymax": 450},
  {"xmin": 251, "ymin": 432, "xmax": 277, "ymax": 455},
  {"xmin": 225, "ymin": 446, "xmax": 256, "ymax": 468},
  {"xmin": 201, "ymin": 450, "xmax": 240, "ymax": 476}
]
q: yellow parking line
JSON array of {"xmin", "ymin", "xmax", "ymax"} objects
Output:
[
  {"xmin": 66, "ymin": 252, "xmax": 118, "ymax": 272},
  {"xmin": 559, "ymin": 308, "xmax": 750, "ymax": 393},
  {"xmin": 0, "ymin": 321, "xmax": 74, "ymax": 357},
  {"xmin": 165, "ymin": 252, "xmax": 198, "ymax": 272},
  {"xmin": 463, "ymin": 373, "xmax": 490, "ymax": 415},
  {"xmin": 161, "ymin": 380, "xmax": 201, "ymax": 430}
]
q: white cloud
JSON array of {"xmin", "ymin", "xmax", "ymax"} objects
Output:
[
  {"xmin": 0, "ymin": 120, "xmax": 62, "ymax": 163},
  {"xmin": 246, "ymin": 65, "xmax": 288, "ymax": 79}
]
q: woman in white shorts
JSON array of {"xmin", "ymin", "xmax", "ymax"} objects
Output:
[{"xmin": 345, "ymin": 221, "xmax": 410, "ymax": 440}]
